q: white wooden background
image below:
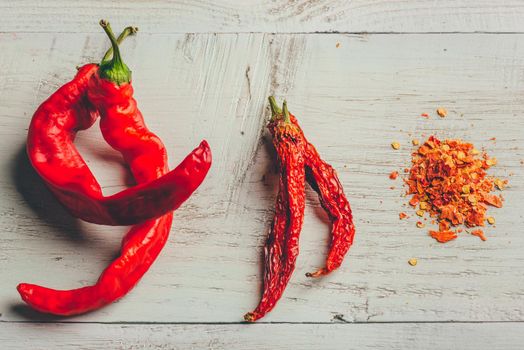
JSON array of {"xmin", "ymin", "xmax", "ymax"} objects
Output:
[{"xmin": 1, "ymin": 1, "xmax": 524, "ymax": 349}]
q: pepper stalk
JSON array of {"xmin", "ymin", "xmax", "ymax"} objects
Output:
[
  {"xmin": 268, "ymin": 96, "xmax": 290, "ymax": 123},
  {"xmin": 102, "ymin": 26, "xmax": 138, "ymax": 62},
  {"xmin": 99, "ymin": 19, "xmax": 132, "ymax": 85}
]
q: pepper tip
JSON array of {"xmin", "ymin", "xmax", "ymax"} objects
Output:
[
  {"xmin": 243, "ymin": 312, "xmax": 257, "ymax": 322},
  {"xmin": 305, "ymin": 268, "xmax": 328, "ymax": 278}
]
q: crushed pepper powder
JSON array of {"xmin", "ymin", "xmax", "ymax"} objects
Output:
[
  {"xmin": 389, "ymin": 171, "xmax": 399, "ymax": 180},
  {"xmin": 405, "ymin": 136, "xmax": 505, "ymax": 243}
]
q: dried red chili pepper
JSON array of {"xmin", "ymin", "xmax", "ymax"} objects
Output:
[
  {"xmin": 17, "ymin": 21, "xmax": 212, "ymax": 315},
  {"xmin": 277, "ymin": 98, "xmax": 355, "ymax": 277},
  {"xmin": 244, "ymin": 98, "xmax": 354, "ymax": 322},
  {"xmin": 26, "ymin": 25, "xmax": 209, "ymax": 226},
  {"xmin": 303, "ymin": 143, "xmax": 355, "ymax": 277},
  {"xmin": 244, "ymin": 99, "xmax": 306, "ymax": 322}
]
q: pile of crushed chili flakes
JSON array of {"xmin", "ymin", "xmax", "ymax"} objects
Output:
[{"xmin": 401, "ymin": 136, "xmax": 507, "ymax": 243}]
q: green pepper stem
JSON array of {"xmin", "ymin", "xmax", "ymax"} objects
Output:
[
  {"xmin": 268, "ymin": 96, "xmax": 282, "ymax": 121},
  {"xmin": 282, "ymin": 100, "xmax": 290, "ymax": 123},
  {"xmin": 268, "ymin": 96, "xmax": 291, "ymax": 123},
  {"xmin": 98, "ymin": 19, "xmax": 132, "ymax": 85},
  {"xmin": 102, "ymin": 26, "xmax": 138, "ymax": 62}
]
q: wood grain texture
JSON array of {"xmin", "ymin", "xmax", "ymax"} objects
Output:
[
  {"xmin": 1, "ymin": 32, "xmax": 523, "ymax": 326},
  {"xmin": 1, "ymin": 322, "xmax": 524, "ymax": 349},
  {"xmin": 1, "ymin": 0, "xmax": 524, "ymax": 34}
]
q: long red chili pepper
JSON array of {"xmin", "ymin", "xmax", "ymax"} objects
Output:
[
  {"xmin": 303, "ymin": 144, "xmax": 355, "ymax": 277},
  {"xmin": 244, "ymin": 100, "xmax": 306, "ymax": 322},
  {"xmin": 26, "ymin": 26, "xmax": 209, "ymax": 226},
  {"xmin": 285, "ymin": 108, "xmax": 355, "ymax": 277},
  {"xmin": 17, "ymin": 20, "xmax": 212, "ymax": 315},
  {"xmin": 245, "ymin": 97, "xmax": 354, "ymax": 321}
]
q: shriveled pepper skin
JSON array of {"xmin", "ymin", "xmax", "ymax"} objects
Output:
[
  {"xmin": 245, "ymin": 105, "xmax": 306, "ymax": 322},
  {"xmin": 289, "ymin": 113, "xmax": 355, "ymax": 277},
  {"xmin": 245, "ymin": 98, "xmax": 355, "ymax": 321},
  {"xmin": 303, "ymin": 142, "xmax": 355, "ymax": 276},
  {"xmin": 27, "ymin": 66, "xmax": 210, "ymax": 226},
  {"xmin": 17, "ymin": 20, "xmax": 212, "ymax": 316}
]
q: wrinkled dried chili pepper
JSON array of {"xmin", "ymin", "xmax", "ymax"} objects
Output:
[
  {"xmin": 244, "ymin": 99, "xmax": 306, "ymax": 322},
  {"xmin": 17, "ymin": 21, "xmax": 212, "ymax": 315},
  {"xmin": 26, "ymin": 25, "xmax": 209, "ymax": 226},
  {"xmin": 303, "ymin": 144, "xmax": 355, "ymax": 277},
  {"xmin": 272, "ymin": 98, "xmax": 355, "ymax": 277},
  {"xmin": 245, "ymin": 98, "xmax": 354, "ymax": 322}
]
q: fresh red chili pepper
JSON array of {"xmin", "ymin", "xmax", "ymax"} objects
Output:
[
  {"xmin": 245, "ymin": 97, "xmax": 354, "ymax": 321},
  {"xmin": 17, "ymin": 21, "xmax": 212, "ymax": 315},
  {"xmin": 26, "ymin": 25, "xmax": 209, "ymax": 226},
  {"xmin": 244, "ymin": 99, "xmax": 306, "ymax": 322}
]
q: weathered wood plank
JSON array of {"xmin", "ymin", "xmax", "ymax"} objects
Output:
[
  {"xmin": 1, "ymin": 322, "xmax": 524, "ymax": 349},
  {"xmin": 2, "ymin": 1, "xmax": 524, "ymax": 34},
  {"xmin": 0, "ymin": 33, "xmax": 523, "ymax": 324}
]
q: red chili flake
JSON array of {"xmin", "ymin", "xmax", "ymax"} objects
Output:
[
  {"xmin": 389, "ymin": 171, "xmax": 399, "ymax": 180},
  {"xmin": 429, "ymin": 230, "xmax": 457, "ymax": 243},
  {"xmin": 405, "ymin": 136, "xmax": 506, "ymax": 243},
  {"xmin": 409, "ymin": 195, "xmax": 420, "ymax": 207},
  {"xmin": 399, "ymin": 212, "xmax": 408, "ymax": 220},
  {"xmin": 471, "ymin": 229, "xmax": 487, "ymax": 241},
  {"xmin": 421, "ymin": 113, "xmax": 429, "ymax": 118}
]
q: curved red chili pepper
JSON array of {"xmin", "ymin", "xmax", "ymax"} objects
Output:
[
  {"xmin": 17, "ymin": 215, "xmax": 173, "ymax": 315},
  {"xmin": 303, "ymin": 144, "xmax": 355, "ymax": 277},
  {"xmin": 26, "ymin": 26, "xmax": 209, "ymax": 226},
  {"xmin": 17, "ymin": 21, "xmax": 212, "ymax": 315},
  {"xmin": 245, "ymin": 100, "xmax": 306, "ymax": 322},
  {"xmin": 287, "ymin": 112, "xmax": 355, "ymax": 277}
]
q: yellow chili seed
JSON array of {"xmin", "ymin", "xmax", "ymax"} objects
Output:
[
  {"xmin": 437, "ymin": 108, "xmax": 448, "ymax": 118},
  {"xmin": 412, "ymin": 139, "xmax": 420, "ymax": 146},
  {"xmin": 487, "ymin": 217, "xmax": 495, "ymax": 225},
  {"xmin": 391, "ymin": 142, "xmax": 400, "ymax": 150},
  {"xmin": 408, "ymin": 258, "xmax": 418, "ymax": 266},
  {"xmin": 486, "ymin": 158, "xmax": 497, "ymax": 166},
  {"xmin": 416, "ymin": 210, "xmax": 424, "ymax": 217}
]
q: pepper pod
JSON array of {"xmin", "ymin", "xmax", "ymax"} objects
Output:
[
  {"xmin": 245, "ymin": 97, "xmax": 355, "ymax": 321},
  {"xmin": 18, "ymin": 20, "xmax": 212, "ymax": 316}
]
